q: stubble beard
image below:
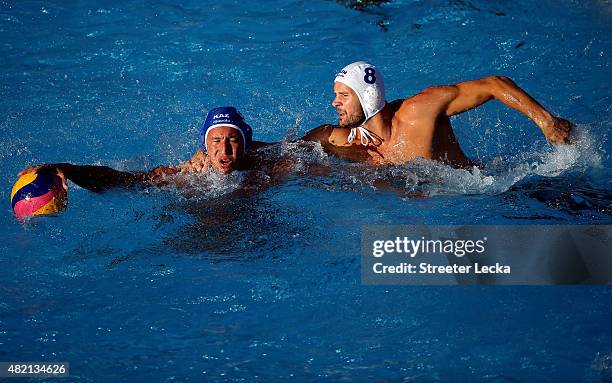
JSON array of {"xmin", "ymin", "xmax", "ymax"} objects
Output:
[{"xmin": 338, "ymin": 109, "xmax": 366, "ymax": 129}]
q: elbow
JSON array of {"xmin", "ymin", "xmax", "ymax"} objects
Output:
[
  {"xmin": 486, "ymin": 75, "xmax": 516, "ymax": 88},
  {"xmin": 484, "ymin": 76, "xmax": 518, "ymax": 99}
]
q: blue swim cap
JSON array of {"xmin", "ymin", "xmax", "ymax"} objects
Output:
[{"xmin": 199, "ymin": 106, "xmax": 253, "ymax": 152}]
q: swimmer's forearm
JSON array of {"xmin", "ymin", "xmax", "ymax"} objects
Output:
[
  {"xmin": 145, "ymin": 166, "xmax": 180, "ymax": 185},
  {"xmin": 448, "ymin": 76, "xmax": 552, "ymax": 127},
  {"xmin": 56, "ymin": 163, "xmax": 148, "ymax": 192},
  {"xmin": 447, "ymin": 76, "xmax": 570, "ymax": 141},
  {"xmin": 486, "ymin": 76, "xmax": 554, "ymax": 130},
  {"xmin": 481, "ymin": 76, "xmax": 572, "ymax": 143}
]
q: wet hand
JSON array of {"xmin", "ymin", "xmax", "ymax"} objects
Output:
[
  {"xmin": 544, "ymin": 117, "xmax": 573, "ymax": 144},
  {"xmin": 17, "ymin": 164, "xmax": 44, "ymax": 177},
  {"xmin": 17, "ymin": 164, "xmax": 68, "ymax": 191},
  {"xmin": 178, "ymin": 151, "xmax": 209, "ymax": 173}
]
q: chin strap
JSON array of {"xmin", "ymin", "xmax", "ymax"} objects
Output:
[{"xmin": 347, "ymin": 126, "xmax": 382, "ymax": 146}]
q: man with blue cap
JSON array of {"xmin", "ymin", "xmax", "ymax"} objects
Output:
[
  {"xmin": 176, "ymin": 106, "xmax": 259, "ymax": 175},
  {"xmin": 302, "ymin": 61, "xmax": 573, "ymax": 167},
  {"xmin": 18, "ymin": 107, "xmax": 267, "ymax": 192}
]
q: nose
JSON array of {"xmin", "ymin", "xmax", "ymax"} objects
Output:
[
  {"xmin": 223, "ymin": 139, "xmax": 233, "ymax": 155},
  {"xmin": 332, "ymin": 95, "xmax": 341, "ymax": 108}
]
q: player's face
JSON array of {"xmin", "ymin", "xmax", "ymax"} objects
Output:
[
  {"xmin": 205, "ymin": 126, "xmax": 244, "ymax": 174},
  {"xmin": 332, "ymin": 82, "xmax": 365, "ymax": 128}
]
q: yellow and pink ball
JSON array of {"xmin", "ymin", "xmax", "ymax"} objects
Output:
[{"xmin": 11, "ymin": 170, "xmax": 67, "ymax": 220}]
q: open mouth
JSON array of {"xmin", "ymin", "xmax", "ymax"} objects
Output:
[{"xmin": 218, "ymin": 158, "xmax": 234, "ymax": 171}]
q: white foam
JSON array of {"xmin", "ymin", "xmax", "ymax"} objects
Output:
[{"xmin": 158, "ymin": 169, "xmax": 246, "ymax": 201}]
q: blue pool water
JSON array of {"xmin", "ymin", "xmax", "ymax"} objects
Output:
[{"xmin": 1, "ymin": 0, "xmax": 611, "ymax": 381}]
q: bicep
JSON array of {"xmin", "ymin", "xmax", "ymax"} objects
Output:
[{"xmin": 444, "ymin": 77, "xmax": 496, "ymax": 116}]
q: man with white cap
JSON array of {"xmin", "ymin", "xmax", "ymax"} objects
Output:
[{"xmin": 302, "ymin": 61, "xmax": 573, "ymax": 167}]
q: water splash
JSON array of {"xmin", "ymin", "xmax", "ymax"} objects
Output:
[
  {"xmin": 404, "ymin": 124, "xmax": 602, "ymax": 195},
  {"xmin": 279, "ymin": 124, "xmax": 605, "ymax": 197},
  {"xmin": 158, "ymin": 169, "xmax": 247, "ymax": 201}
]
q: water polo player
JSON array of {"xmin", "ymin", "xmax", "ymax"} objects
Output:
[
  {"xmin": 177, "ymin": 106, "xmax": 268, "ymax": 175},
  {"xmin": 302, "ymin": 61, "xmax": 573, "ymax": 167},
  {"xmin": 17, "ymin": 107, "xmax": 269, "ymax": 192}
]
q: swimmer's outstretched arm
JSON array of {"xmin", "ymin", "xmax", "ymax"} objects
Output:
[
  {"xmin": 430, "ymin": 76, "xmax": 573, "ymax": 144},
  {"xmin": 18, "ymin": 163, "xmax": 158, "ymax": 192},
  {"xmin": 23, "ymin": 148, "xmax": 230, "ymax": 190},
  {"xmin": 17, "ymin": 163, "xmax": 189, "ymax": 192}
]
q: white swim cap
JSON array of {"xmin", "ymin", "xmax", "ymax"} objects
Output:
[{"xmin": 334, "ymin": 61, "xmax": 386, "ymax": 123}]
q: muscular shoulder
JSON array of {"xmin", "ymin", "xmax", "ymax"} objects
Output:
[{"xmin": 301, "ymin": 124, "xmax": 337, "ymax": 143}]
